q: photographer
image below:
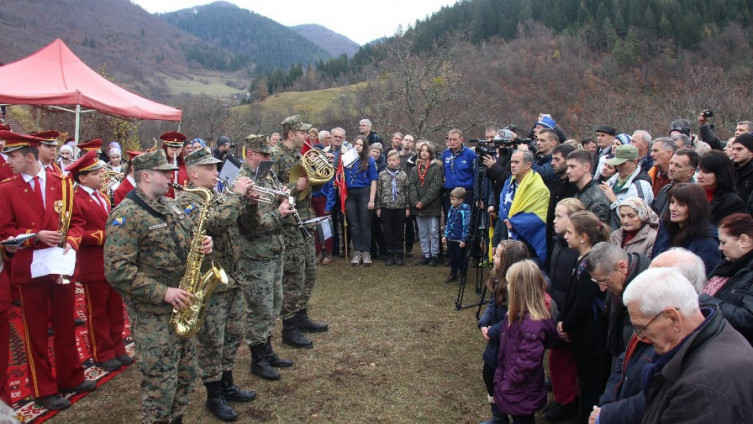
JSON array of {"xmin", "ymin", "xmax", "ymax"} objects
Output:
[
  {"xmin": 532, "ymin": 128, "xmax": 558, "ymax": 184},
  {"xmin": 697, "ymin": 110, "xmax": 725, "ymax": 151}
]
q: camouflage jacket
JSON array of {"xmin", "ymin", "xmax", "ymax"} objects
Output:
[
  {"xmin": 104, "ymin": 187, "xmax": 194, "ymax": 315},
  {"xmin": 236, "ymin": 162, "xmax": 285, "ymax": 261},
  {"xmin": 175, "ymin": 183, "xmax": 242, "ymax": 291},
  {"xmin": 375, "ymin": 167, "xmax": 410, "ymax": 210},
  {"xmin": 271, "ymin": 141, "xmax": 313, "ymax": 223}
]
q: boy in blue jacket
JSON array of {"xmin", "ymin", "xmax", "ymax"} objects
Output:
[{"xmin": 442, "ymin": 187, "xmax": 471, "ymax": 283}]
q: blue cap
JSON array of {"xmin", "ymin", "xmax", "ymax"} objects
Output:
[
  {"xmin": 615, "ymin": 133, "xmax": 631, "ymax": 145},
  {"xmin": 536, "ymin": 114, "xmax": 556, "ymax": 129}
]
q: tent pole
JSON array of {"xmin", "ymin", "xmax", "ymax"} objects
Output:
[{"xmin": 75, "ymin": 104, "xmax": 81, "ymax": 143}]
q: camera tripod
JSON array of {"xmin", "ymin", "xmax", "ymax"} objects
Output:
[{"xmin": 454, "ymin": 199, "xmax": 492, "ymax": 314}]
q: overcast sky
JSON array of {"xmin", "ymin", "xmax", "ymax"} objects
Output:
[{"xmin": 131, "ymin": 0, "xmax": 458, "ymax": 45}]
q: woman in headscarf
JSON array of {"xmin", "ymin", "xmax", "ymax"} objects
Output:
[{"xmin": 609, "ymin": 196, "xmax": 659, "ymax": 257}]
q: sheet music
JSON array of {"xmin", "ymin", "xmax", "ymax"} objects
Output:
[
  {"xmin": 31, "ymin": 247, "xmax": 76, "ymax": 278},
  {"xmin": 341, "ymin": 148, "xmax": 358, "ymax": 168},
  {"xmin": 219, "ymin": 157, "xmax": 241, "ymax": 186}
]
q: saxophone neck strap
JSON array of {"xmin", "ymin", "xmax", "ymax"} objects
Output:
[
  {"xmin": 126, "ymin": 190, "xmax": 188, "ymax": 262},
  {"xmin": 126, "ymin": 190, "xmax": 166, "ymax": 220}
]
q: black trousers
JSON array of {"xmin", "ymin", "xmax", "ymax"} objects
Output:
[
  {"xmin": 448, "ymin": 240, "xmax": 467, "ymax": 275},
  {"xmin": 381, "ymin": 208, "xmax": 405, "ymax": 252}
]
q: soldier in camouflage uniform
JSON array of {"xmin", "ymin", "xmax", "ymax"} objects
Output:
[
  {"xmin": 272, "ymin": 115, "xmax": 328, "ymax": 349},
  {"xmin": 104, "ymin": 149, "xmax": 214, "ymax": 424},
  {"xmin": 176, "ymin": 148, "xmax": 256, "ymax": 422},
  {"xmin": 235, "ymin": 134, "xmax": 295, "ymax": 381}
]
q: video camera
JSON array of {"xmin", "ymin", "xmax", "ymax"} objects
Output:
[{"xmin": 470, "ymin": 127, "xmax": 516, "ymax": 158}]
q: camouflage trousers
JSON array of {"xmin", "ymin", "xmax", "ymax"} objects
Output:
[
  {"xmin": 129, "ymin": 308, "xmax": 197, "ymax": 424},
  {"xmin": 196, "ymin": 282, "xmax": 246, "ymax": 383},
  {"xmin": 281, "ymin": 229, "xmax": 317, "ymax": 319},
  {"xmin": 235, "ymin": 256, "xmax": 283, "ymax": 345}
]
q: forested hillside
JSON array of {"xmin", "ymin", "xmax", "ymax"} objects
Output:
[{"xmin": 159, "ymin": 1, "xmax": 331, "ymax": 73}]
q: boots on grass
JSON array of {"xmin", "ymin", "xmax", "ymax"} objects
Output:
[
  {"xmin": 385, "ymin": 251, "xmax": 395, "ymax": 266},
  {"xmin": 264, "ymin": 336, "xmax": 293, "ymax": 368},
  {"xmin": 321, "ymin": 252, "xmax": 332, "ymax": 265},
  {"xmin": 250, "ymin": 343, "xmax": 281, "ymax": 381},
  {"xmin": 204, "ymin": 381, "xmax": 238, "ymax": 422},
  {"xmin": 394, "ymin": 250, "xmax": 404, "ymax": 266},
  {"xmin": 220, "ymin": 371, "xmax": 256, "ymax": 402},
  {"xmin": 296, "ymin": 308, "xmax": 328, "ymax": 333},
  {"xmin": 282, "ymin": 317, "xmax": 313, "ymax": 349},
  {"xmin": 478, "ymin": 403, "xmax": 506, "ymax": 424}
]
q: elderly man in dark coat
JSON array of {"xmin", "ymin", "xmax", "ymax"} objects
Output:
[{"xmin": 621, "ymin": 268, "xmax": 753, "ymax": 424}]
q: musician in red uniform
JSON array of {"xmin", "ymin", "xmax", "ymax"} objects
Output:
[
  {"xmin": 113, "ymin": 150, "xmax": 142, "ymax": 206},
  {"xmin": 77, "ymin": 138, "xmax": 103, "ymax": 155},
  {"xmin": 161, "ymin": 131, "xmax": 189, "ymax": 198},
  {"xmin": 0, "ymin": 131, "xmax": 95, "ymax": 410},
  {"xmin": 67, "ymin": 150, "xmax": 134, "ymax": 372},
  {"xmin": 31, "ymin": 130, "xmax": 64, "ymax": 175},
  {"xmin": 0, "ymin": 124, "xmax": 13, "ymax": 181}
]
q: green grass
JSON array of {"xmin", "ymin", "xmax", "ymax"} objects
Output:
[
  {"xmin": 54, "ymin": 257, "xmax": 501, "ymax": 423},
  {"xmin": 163, "ymin": 74, "xmax": 247, "ymax": 97},
  {"xmin": 238, "ymin": 85, "xmax": 360, "ymax": 124}
]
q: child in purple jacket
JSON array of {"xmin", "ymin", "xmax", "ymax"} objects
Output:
[{"xmin": 494, "ymin": 260, "xmax": 557, "ymax": 424}]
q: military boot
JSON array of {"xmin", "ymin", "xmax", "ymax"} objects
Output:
[
  {"xmin": 394, "ymin": 250, "xmax": 404, "ymax": 266},
  {"xmin": 204, "ymin": 381, "xmax": 238, "ymax": 422},
  {"xmin": 385, "ymin": 251, "xmax": 395, "ymax": 266},
  {"xmin": 296, "ymin": 309, "xmax": 328, "ymax": 333},
  {"xmin": 220, "ymin": 371, "xmax": 256, "ymax": 402},
  {"xmin": 250, "ymin": 344, "xmax": 281, "ymax": 381},
  {"xmin": 264, "ymin": 336, "xmax": 293, "ymax": 368},
  {"xmin": 282, "ymin": 317, "xmax": 313, "ymax": 348}
]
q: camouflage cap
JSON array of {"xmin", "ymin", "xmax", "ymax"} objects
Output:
[
  {"xmin": 132, "ymin": 149, "xmax": 179, "ymax": 173},
  {"xmin": 280, "ymin": 115, "xmax": 312, "ymax": 132},
  {"xmin": 245, "ymin": 134, "xmax": 271, "ymax": 154},
  {"xmin": 185, "ymin": 148, "xmax": 221, "ymax": 166}
]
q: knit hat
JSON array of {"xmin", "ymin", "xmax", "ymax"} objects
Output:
[
  {"xmin": 615, "ymin": 133, "xmax": 631, "ymax": 145},
  {"xmin": 733, "ymin": 133, "xmax": 753, "ymax": 153},
  {"xmin": 536, "ymin": 114, "xmax": 556, "ymax": 129}
]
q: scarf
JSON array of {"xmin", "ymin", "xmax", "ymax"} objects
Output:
[
  {"xmin": 386, "ymin": 167, "xmax": 399, "ymax": 201},
  {"xmin": 704, "ymin": 248, "xmax": 753, "ymax": 296},
  {"xmin": 417, "ymin": 160, "xmax": 430, "ymax": 186}
]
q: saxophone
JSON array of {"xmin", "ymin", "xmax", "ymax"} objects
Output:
[{"xmin": 168, "ymin": 183, "xmax": 229, "ymax": 338}]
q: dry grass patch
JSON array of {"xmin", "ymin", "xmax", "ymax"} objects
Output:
[{"xmin": 56, "ymin": 256, "xmax": 506, "ymax": 423}]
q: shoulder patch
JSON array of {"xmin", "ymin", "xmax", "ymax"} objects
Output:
[
  {"xmin": 184, "ymin": 203, "xmax": 196, "ymax": 214},
  {"xmin": 111, "ymin": 217, "xmax": 126, "ymax": 226}
]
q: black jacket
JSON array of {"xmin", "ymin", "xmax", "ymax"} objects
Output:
[
  {"xmin": 698, "ymin": 124, "xmax": 725, "ymax": 151},
  {"xmin": 709, "ymin": 189, "xmax": 744, "ymax": 225},
  {"xmin": 545, "ymin": 176, "xmax": 578, "ymax": 260},
  {"xmin": 734, "ymin": 159, "xmax": 753, "ymax": 206},
  {"xmin": 642, "ymin": 306, "xmax": 753, "ymax": 424},
  {"xmin": 606, "ymin": 253, "xmax": 650, "ymax": 357},
  {"xmin": 560, "ymin": 254, "xmax": 608, "ymax": 362},
  {"xmin": 701, "ymin": 253, "xmax": 753, "ymax": 346}
]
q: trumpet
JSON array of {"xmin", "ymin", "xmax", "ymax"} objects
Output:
[{"xmin": 248, "ymin": 185, "xmax": 289, "ymax": 204}]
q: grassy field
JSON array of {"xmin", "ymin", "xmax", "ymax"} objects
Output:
[
  {"xmin": 163, "ymin": 74, "xmax": 248, "ymax": 97},
  {"xmin": 237, "ymin": 85, "xmax": 359, "ymax": 124},
  {"xmin": 53, "ymin": 256, "xmax": 501, "ymax": 423}
]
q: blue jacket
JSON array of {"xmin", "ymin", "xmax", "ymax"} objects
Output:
[
  {"xmin": 442, "ymin": 146, "xmax": 476, "ymax": 189},
  {"xmin": 444, "ymin": 203, "xmax": 471, "ymax": 242},
  {"xmin": 344, "ymin": 157, "xmax": 378, "ymax": 189},
  {"xmin": 597, "ymin": 337, "xmax": 654, "ymax": 424},
  {"xmin": 313, "ymin": 180, "xmax": 336, "ymax": 212},
  {"xmin": 651, "ymin": 223, "xmax": 721, "ymax": 273},
  {"xmin": 478, "ymin": 294, "xmax": 508, "ymax": 368}
]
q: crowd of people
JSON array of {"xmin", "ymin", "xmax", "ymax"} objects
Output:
[{"xmin": 1, "ymin": 108, "xmax": 753, "ymax": 424}]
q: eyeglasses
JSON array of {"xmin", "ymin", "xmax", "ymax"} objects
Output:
[
  {"xmin": 591, "ymin": 269, "xmax": 616, "ymax": 286},
  {"xmin": 632, "ymin": 310, "xmax": 665, "ymax": 338}
]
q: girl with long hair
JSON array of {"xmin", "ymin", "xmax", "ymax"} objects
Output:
[
  {"xmin": 558, "ymin": 211, "xmax": 611, "ymax": 424},
  {"xmin": 478, "ymin": 240, "xmax": 529, "ymax": 424},
  {"xmin": 345, "ymin": 135, "xmax": 378, "ymax": 265},
  {"xmin": 493, "ymin": 260, "xmax": 556, "ymax": 424}
]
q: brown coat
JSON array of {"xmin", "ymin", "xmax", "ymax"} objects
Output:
[{"xmin": 609, "ymin": 223, "xmax": 657, "ymax": 257}]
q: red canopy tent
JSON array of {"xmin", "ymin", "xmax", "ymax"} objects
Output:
[{"xmin": 0, "ymin": 38, "xmax": 182, "ymax": 141}]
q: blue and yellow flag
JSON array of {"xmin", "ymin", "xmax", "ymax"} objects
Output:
[{"xmin": 498, "ymin": 171, "xmax": 550, "ymax": 263}]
